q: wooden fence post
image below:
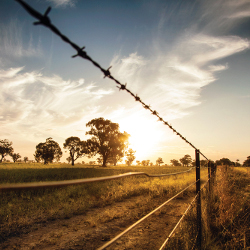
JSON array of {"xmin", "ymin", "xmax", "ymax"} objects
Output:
[{"xmin": 196, "ymin": 149, "xmax": 202, "ymax": 250}]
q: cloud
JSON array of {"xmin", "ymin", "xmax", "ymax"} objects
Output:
[
  {"xmin": 110, "ymin": 32, "xmax": 249, "ymax": 121},
  {"xmin": 0, "ymin": 67, "xmax": 113, "ymax": 139},
  {"xmin": 200, "ymin": 0, "xmax": 250, "ymax": 32},
  {"xmin": 0, "ymin": 19, "xmax": 41, "ymax": 59},
  {"xmin": 47, "ymin": 0, "xmax": 76, "ymax": 8}
]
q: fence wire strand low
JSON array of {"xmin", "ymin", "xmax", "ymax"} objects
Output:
[
  {"xmin": 159, "ymin": 179, "xmax": 209, "ymax": 250},
  {"xmin": 0, "ymin": 167, "xmax": 195, "ymax": 192},
  {"xmin": 15, "ymin": 0, "xmax": 209, "ymax": 160},
  {"xmin": 98, "ymin": 180, "xmax": 198, "ymax": 250}
]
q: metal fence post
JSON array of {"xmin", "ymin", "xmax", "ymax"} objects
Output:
[
  {"xmin": 208, "ymin": 161, "xmax": 211, "ymax": 192},
  {"xmin": 196, "ymin": 149, "xmax": 201, "ymax": 250}
]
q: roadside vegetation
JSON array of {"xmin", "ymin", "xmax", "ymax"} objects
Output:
[
  {"xmin": 0, "ymin": 163, "xmax": 207, "ymax": 243},
  {"xmin": 165, "ymin": 166, "xmax": 250, "ymax": 249}
]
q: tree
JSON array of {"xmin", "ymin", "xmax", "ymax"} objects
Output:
[
  {"xmin": 0, "ymin": 139, "xmax": 14, "ymax": 163},
  {"xmin": 215, "ymin": 158, "xmax": 233, "ymax": 166},
  {"xmin": 156, "ymin": 157, "xmax": 164, "ymax": 166},
  {"xmin": 10, "ymin": 153, "xmax": 21, "ymax": 163},
  {"xmin": 200, "ymin": 160, "xmax": 207, "ymax": 167},
  {"xmin": 125, "ymin": 148, "xmax": 136, "ymax": 166},
  {"xmin": 141, "ymin": 160, "xmax": 146, "ymax": 166},
  {"xmin": 243, "ymin": 156, "xmax": 250, "ymax": 167},
  {"xmin": 235, "ymin": 159, "xmax": 241, "ymax": 167},
  {"xmin": 34, "ymin": 137, "xmax": 62, "ymax": 164},
  {"xmin": 66, "ymin": 156, "xmax": 72, "ymax": 164},
  {"xmin": 170, "ymin": 159, "xmax": 181, "ymax": 167},
  {"xmin": 24, "ymin": 157, "xmax": 28, "ymax": 163},
  {"xmin": 86, "ymin": 118, "xmax": 130, "ymax": 167},
  {"xmin": 63, "ymin": 136, "xmax": 88, "ymax": 166},
  {"xmin": 179, "ymin": 155, "xmax": 192, "ymax": 167},
  {"xmin": 136, "ymin": 160, "xmax": 141, "ymax": 166}
]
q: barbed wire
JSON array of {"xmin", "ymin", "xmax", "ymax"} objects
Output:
[{"xmin": 15, "ymin": 0, "xmax": 208, "ymax": 160}]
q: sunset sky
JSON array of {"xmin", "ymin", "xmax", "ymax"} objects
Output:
[{"xmin": 0, "ymin": 0, "xmax": 250, "ymax": 164}]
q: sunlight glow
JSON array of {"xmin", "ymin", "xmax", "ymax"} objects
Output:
[{"xmin": 119, "ymin": 114, "xmax": 165, "ymax": 161}]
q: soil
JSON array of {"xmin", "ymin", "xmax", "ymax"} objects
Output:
[{"xmin": 1, "ymin": 193, "xmax": 194, "ymax": 250}]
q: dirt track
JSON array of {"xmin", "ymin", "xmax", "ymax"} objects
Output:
[{"xmin": 1, "ymin": 193, "xmax": 194, "ymax": 250}]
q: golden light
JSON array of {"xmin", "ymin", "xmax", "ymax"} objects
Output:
[{"xmin": 119, "ymin": 114, "xmax": 165, "ymax": 161}]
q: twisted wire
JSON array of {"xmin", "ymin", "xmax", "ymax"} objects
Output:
[{"xmin": 15, "ymin": 0, "xmax": 208, "ymax": 160}]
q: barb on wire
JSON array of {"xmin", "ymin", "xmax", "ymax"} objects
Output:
[
  {"xmin": 15, "ymin": 0, "xmax": 208, "ymax": 160},
  {"xmin": 0, "ymin": 168, "xmax": 195, "ymax": 192}
]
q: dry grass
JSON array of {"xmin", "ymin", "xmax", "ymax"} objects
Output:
[
  {"xmin": 0, "ymin": 163, "xmax": 207, "ymax": 242},
  {"xmin": 165, "ymin": 166, "xmax": 250, "ymax": 250}
]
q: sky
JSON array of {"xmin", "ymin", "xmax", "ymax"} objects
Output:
[{"xmin": 0, "ymin": 0, "xmax": 250, "ymax": 165}]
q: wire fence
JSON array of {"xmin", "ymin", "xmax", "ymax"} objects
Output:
[{"xmin": 1, "ymin": 1, "xmax": 217, "ymax": 249}]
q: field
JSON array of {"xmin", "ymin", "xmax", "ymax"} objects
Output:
[{"xmin": 1, "ymin": 163, "xmax": 249, "ymax": 249}]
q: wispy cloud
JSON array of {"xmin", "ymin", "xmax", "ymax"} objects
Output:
[
  {"xmin": 0, "ymin": 67, "xmax": 113, "ymax": 139},
  {"xmin": 47, "ymin": 0, "xmax": 76, "ymax": 8},
  {"xmin": 0, "ymin": 19, "xmax": 41, "ymax": 59}
]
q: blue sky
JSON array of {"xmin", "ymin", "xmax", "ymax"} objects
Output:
[{"xmin": 0, "ymin": 0, "xmax": 250, "ymax": 164}]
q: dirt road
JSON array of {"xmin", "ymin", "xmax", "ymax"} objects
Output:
[{"xmin": 1, "ymin": 193, "xmax": 194, "ymax": 250}]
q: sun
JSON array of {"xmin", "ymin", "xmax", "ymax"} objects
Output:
[{"xmin": 118, "ymin": 114, "xmax": 164, "ymax": 161}]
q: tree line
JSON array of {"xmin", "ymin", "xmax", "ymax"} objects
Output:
[{"xmin": 1, "ymin": 117, "xmax": 250, "ymax": 167}]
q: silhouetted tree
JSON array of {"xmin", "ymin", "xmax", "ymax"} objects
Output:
[
  {"xmin": 24, "ymin": 156, "xmax": 28, "ymax": 163},
  {"xmin": 10, "ymin": 152, "xmax": 21, "ymax": 163},
  {"xmin": 215, "ymin": 158, "xmax": 233, "ymax": 166},
  {"xmin": 108, "ymin": 132, "xmax": 130, "ymax": 166},
  {"xmin": 243, "ymin": 156, "xmax": 250, "ymax": 167},
  {"xmin": 179, "ymin": 155, "xmax": 192, "ymax": 167},
  {"xmin": 34, "ymin": 137, "xmax": 62, "ymax": 164},
  {"xmin": 66, "ymin": 156, "xmax": 72, "ymax": 164},
  {"xmin": 125, "ymin": 148, "xmax": 136, "ymax": 166},
  {"xmin": 0, "ymin": 139, "xmax": 14, "ymax": 163},
  {"xmin": 156, "ymin": 157, "xmax": 164, "ymax": 166},
  {"xmin": 170, "ymin": 159, "xmax": 181, "ymax": 167},
  {"xmin": 86, "ymin": 118, "xmax": 130, "ymax": 167},
  {"xmin": 63, "ymin": 136, "xmax": 88, "ymax": 166}
]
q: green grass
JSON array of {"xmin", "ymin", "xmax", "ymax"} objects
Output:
[{"xmin": 0, "ymin": 163, "xmax": 207, "ymax": 242}]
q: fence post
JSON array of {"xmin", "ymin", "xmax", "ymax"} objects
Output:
[
  {"xmin": 196, "ymin": 149, "xmax": 201, "ymax": 250},
  {"xmin": 208, "ymin": 161, "xmax": 211, "ymax": 192}
]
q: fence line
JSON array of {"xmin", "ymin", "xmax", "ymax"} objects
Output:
[
  {"xmin": 159, "ymin": 179, "xmax": 209, "ymax": 250},
  {"xmin": 15, "ymin": 0, "xmax": 208, "ymax": 160},
  {"xmin": 9, "ymin": 1, "xmax": 213, "ymax": 249},
  {"xmin": 98, "ymin": 180, "xmax": 198, "ymax": 250},
  {"xmin": 0, "ymin": 167, "xmax": 194, "ymax": 192}
]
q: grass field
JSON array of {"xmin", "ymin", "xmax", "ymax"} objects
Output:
[{"xmin": 0, "ymin": 163, "xmax": 207, "ymax": 242}]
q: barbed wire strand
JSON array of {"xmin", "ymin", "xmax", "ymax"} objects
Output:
[
  {"xmin": 15, "ymin": 0, "xmax": 208, "ymax": 160},
  {"xmin": 97, "ymin": 180, "xmax": 198, "ymax": 250},
  {"xmin": 159, "ymin": 179, "xmax": 209, "ymax": 250},
  {"xmin": 0, "ymin": 168, "xmax": 195, "ymax": 192}
]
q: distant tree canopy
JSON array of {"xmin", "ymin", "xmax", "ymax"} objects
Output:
[
  {"xmin": 63, "ymin": 136, "xmax": 88, "ymax": 166},
  {"xmin": 86, "ymin": 117, "xmax": 130, "ymax": 167},
  {"xmin": 34, "ymin": 137, "xmax": 62, "ymax": 164},
  {"xmin": 170, "ymin": 159, "xmax": 181, "ymax": 167},
  {"xmin": 215, "ymin": 158, "xmax": 233, "ymax": 166},
  {"xmin": 179, "ymin": 154, "xmax": 192, "ymax": 167},
  {"xmin": 156, "ymin": 157, "xmax": 164, "ymax": 166},
  {"xmin": 243, "ymin": 156, "xmax": 250, "ymax": 167},
  {"xmin": 10, "ymin": 153, "xmax": 21, "ymax": 163},
  {"xmin": 125, "ymin": 148, "xmax": 136, "ymax": 166},
  {"xmin": 0, "ymin": 139, "xmax": 14, "ymax": 163},
  {"xmin": 24, "ymin": 157, "xmax": 28, "ymax": 163}
]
